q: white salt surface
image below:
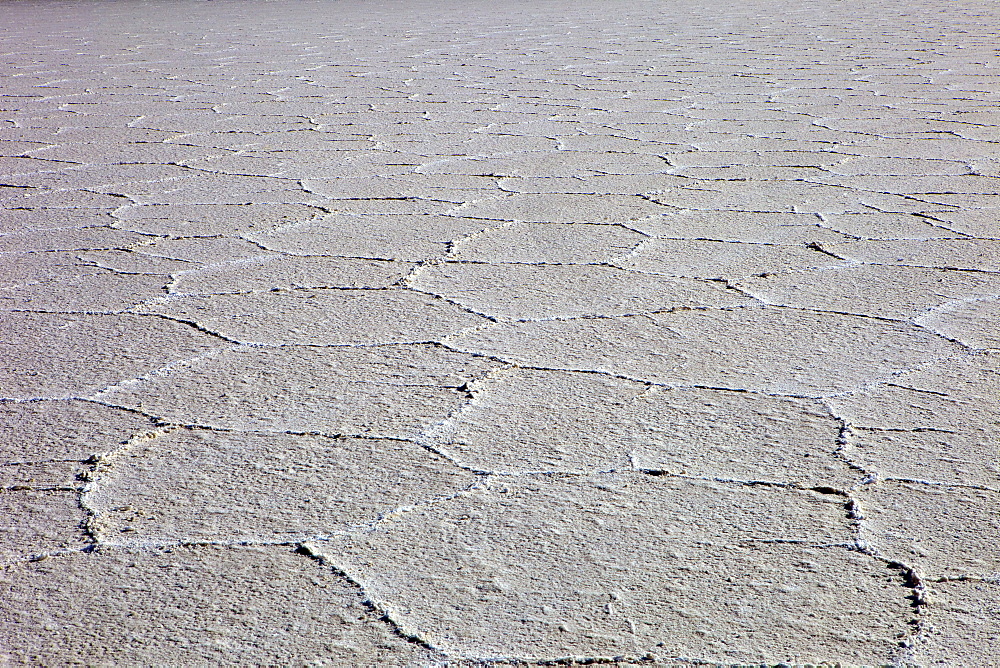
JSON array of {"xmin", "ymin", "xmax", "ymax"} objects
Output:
[{"xmin": 1, "ymin": 0, "xmax": 998, "ymax": 664}]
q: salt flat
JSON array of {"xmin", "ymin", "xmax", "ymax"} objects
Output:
[{"xmin": 1, "ymin": 0, "xmax": 998, "ymax": 665}]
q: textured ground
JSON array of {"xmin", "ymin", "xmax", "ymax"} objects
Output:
[{"xmin": 1, "ymin": 0, "xmax": 999, "ymax": 665}]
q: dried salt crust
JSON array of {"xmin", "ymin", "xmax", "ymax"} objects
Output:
[{"xmin": 2, "ymin": 0, "xmax": 999, "ymax": 664}]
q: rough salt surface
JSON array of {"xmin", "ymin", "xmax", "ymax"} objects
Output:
[{"xmin": 2, "ymin": 0, "xmax": 998, "ymax": 664}]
